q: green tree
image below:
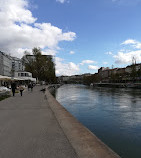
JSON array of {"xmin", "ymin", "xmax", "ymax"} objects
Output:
[
  {"xmin": 83, "ymin": 74, "xmax": 100, "ymax": 85},
  {"xmin": 22, "ymin": 47, "xmax": 56, "ymax": 83},
  {"xmin": 137, "ymin": 65, "xmax": 141, "ymax": 77},
  {"xmin": 130, "ymin": 63, "xmax": 137, "ymax": 81}
]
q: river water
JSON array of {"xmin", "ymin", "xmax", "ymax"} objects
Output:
[{"xmin": 54, "ymin": 84, "xmax": 141, "ymax": 158}]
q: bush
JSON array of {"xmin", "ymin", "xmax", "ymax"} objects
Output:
[{"xmin": 0, "ymin": 95, "xmax": 10, "ymax": 101}]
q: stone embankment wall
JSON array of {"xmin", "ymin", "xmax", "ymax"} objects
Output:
[
  {"xmin": 45, "ymin": 86, "xmax": 121, "ymax": 158},
  {"xmin": 47, "ymin": 84, "xmax": 61, "ymax": 93},
  {"xmin": 92, "ymin": 83, "xmax": 141, "ymax": 88}
]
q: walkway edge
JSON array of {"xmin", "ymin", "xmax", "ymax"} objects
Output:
[{"xmin": 45, "ymin": 88, "xmax": 121, "ymax": 158}]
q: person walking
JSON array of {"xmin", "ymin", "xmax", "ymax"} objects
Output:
[
  {"xmin": 31, "ymin": 83, "xmax": 33, "ymax": 91},
  {"xmin": 28, "ymin": 82, "xmax": 34, "ymax": 91},
  {"xmin": 19, "ymin": 85, "xmax": 24, "ymax": 96},
  {"xmin": 28, "ymin": 83, "xmax": 31, "ymax": 91},
  {"xmin": 11, "ymin": 82, "xmax": 16, "ymax": 97}
]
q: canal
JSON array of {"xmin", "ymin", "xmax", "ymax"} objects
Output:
[{"xmin": 54, "ymin": 84, "xmax": 141, "ymax": 158}]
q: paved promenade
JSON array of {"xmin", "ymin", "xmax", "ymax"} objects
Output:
[{"xmin": 0, "ymin": 86, "xmax": 78, "ymax": 158}]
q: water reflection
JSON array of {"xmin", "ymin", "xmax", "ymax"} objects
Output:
[{"xmin": 55, "ymin": 84, "xmax": 141, "ymax": 158}]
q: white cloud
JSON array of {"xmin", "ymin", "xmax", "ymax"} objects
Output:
[
  {"xmin": 103, "ymin": 62, "xmax": 108, "ymax": 65},
  {"xmin": 106, "ymin": 39, "xmax": 141, "ymax": 65},
  {"xmin": 0, "ymin": 0, "xmax": 76, "ymax": 58},
  {"xmin": 105, "ymin": 51, "xmax": 113, "ymax": 55},
  {"xmin": 121, "ymin": 39, "xmax": 136, "ymax": 45},
  {"xmin": 80, "ymin": 60, "xmax": 96, "ymax": 65},
  {"xmin": 42, "ymin": 49, "xmax": 58, "ymax": 56},
  {"xmin": 55, "ymin": 57, "xmax": 80, "ymax": 76},
  {"xmin": 88, "ymin": 65, "xmax": 99, "ymax": 70},
  {"xmin": 122, "ymin": 39, "xmax": 141, "ymax": 49},
  {"xmin": 114, "ymin": 50, "xmax": 141, "ymax": 64},
  {"xmin": 0, "ymin": 0, "xmax": 36, "ymax": 25},
  {"xmin": 69, "ymin": 51, "xmax": 75, "ymax": 54},
  {"xmin": 56, "ymin": 0, "xmax": 69, "ymax": 4},
  {"xmin": 135, "ymin": 43, "xmax": 141, "ymax": 49}
]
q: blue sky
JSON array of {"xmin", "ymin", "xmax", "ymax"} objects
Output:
[{"xmin": 0, "ymin": 0, "xmax": 141, "ymax": 75}]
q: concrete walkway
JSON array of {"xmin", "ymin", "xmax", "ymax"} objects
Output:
[{"xmin": 0, "ymin": 86, "xmax": 78, "ymax": 158}]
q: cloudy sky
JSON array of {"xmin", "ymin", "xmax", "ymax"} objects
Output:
[{"xmin": 0, "ymin": 0, "xmax": 141, "ymax": 76}]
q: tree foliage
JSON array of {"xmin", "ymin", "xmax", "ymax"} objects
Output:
[
  {"xmin": 22, "ymin": 48, "xmax": 56, "ymax": 83},
  {"xmin": 83, "ymin": 74, "xmax": 100, "ymax": 85}
]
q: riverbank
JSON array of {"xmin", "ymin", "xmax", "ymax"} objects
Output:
[
  {"xmin": 55, "ymin": 84, "xmax": 141, "ymax": 158},
  {"xmin": 46, "ymin": 86, "xmax": 120, "ymax": 158},
  {"xmin": 91, "ymin": 82, "xmax": 141, "ymax": 88},
  {"xmin": 47, "ymin": 84, "xmax": 61, "ymax": 93}
]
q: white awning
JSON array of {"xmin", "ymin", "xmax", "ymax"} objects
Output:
[
  {"xmin": 0, "ymin": 75, "xmax": 36, "ymax": 82},
  {"xmin": 30, "ymin": 78, "xmax": 36, "ymax": 82},
  {"xmin": 13, "ymin": 77, "xmax": 24, "ymax": 81},
  {"xmin": 18, "ymin": 77, "xmax": 36, "ymax": 82},
  {"xmin": 0, "ymin": 75, "xmax": 11, "ymax": 80}
]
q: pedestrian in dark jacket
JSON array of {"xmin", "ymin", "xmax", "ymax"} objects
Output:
[
  {"xmin": 28, "ymin": 82, "xmax": 33, "ymax": 91},
  {"xmin": 11, "ymin": 82, "xmax": 16, "ymax": 96},
  {"xmin": 31, "ymin": 83, "xmax": 33, "ymax": 91},
  {"xmin": 28, "ymin": 83, "xmax": 31, "ymax": 91}
]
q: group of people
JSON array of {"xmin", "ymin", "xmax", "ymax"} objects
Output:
[{"xmin": 11, "ymin": 82, "xmax": 34, "ymax": 97}]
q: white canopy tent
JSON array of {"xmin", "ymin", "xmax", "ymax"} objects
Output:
[
  {"xmin": 0, "ymin": 75, "xmax": 11, "ymax": 80},
  {"xmin": 0, "ymin": 75, "xmax": 36, "ymax": 83},
  {"xmin": 18, "ymin": 77, "xmax": 36, "ymax": 82},
  {"xmin": 13, "ymin": 77, "xmax": 24, "ymax": 81}
]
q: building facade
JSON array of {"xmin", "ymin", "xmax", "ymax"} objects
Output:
[
  {"xmin": 12, "ymin": 57, "xmax": 25, "ymax": 72},
  {"xmin": 0, "ymin": 51, "xmax": 12, "ymax": 76},
  {"xmin": 0, "ymin": 51, "xmax": 24, "ymax": 77}
]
